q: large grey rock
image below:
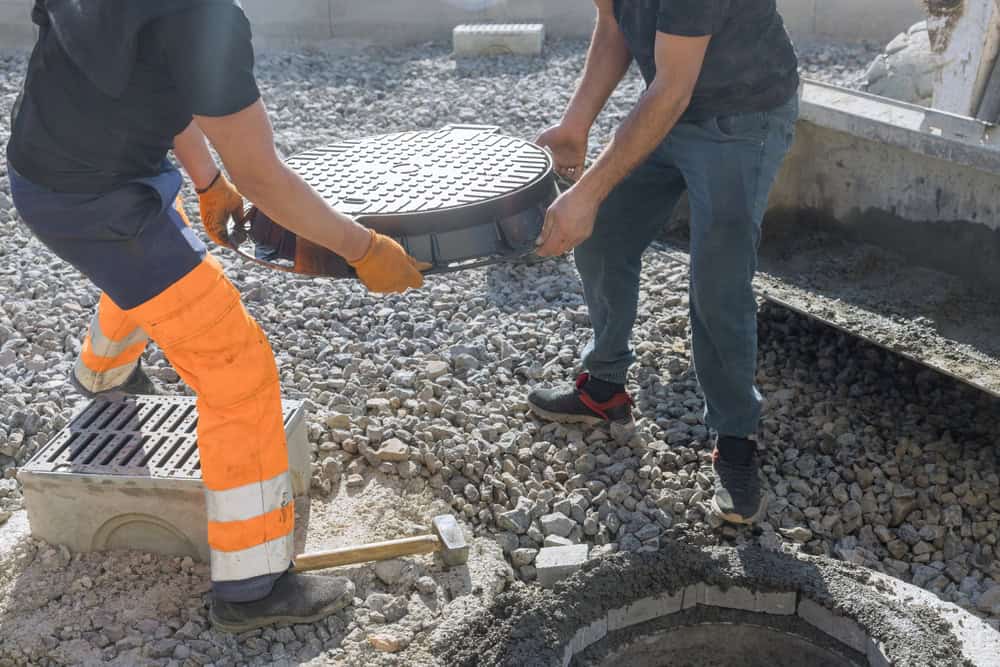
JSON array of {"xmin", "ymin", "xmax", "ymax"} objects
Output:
[{"xmin": 865, "ymin": 21, "xmax": 943, "ymax": 106}]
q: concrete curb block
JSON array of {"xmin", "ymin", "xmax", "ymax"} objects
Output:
[
  {"xmin": 453, "ymin": 24, "xmax": 545, "ymax": 57},
  {"xmin": 536, "ymin": 544, "xmax": 588, "ymax": 588},
  {"xmin": 607, "ymin": 591, "xmax": 683, "ymax": 631},
  {"xmin": 797, "ymin": 597, "xmax": 869, "ymax": 654},
  {"xmin": 561, "ymin": 617, "xmax": 607, "ymax": 667}
]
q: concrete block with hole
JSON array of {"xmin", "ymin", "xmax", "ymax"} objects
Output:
[
  {"xmin": 17, "ymin": 396, "xmax": 309, "ymax": 562},
  {"xmin": 453, "ymin": 24, "xmax": 545, "ymax": 57},
  {"xmin": 536, "ymin": 544, "xmax": 588, "ymax": 588}
]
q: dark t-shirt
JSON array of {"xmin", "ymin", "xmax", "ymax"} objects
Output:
[
  {"xmin": 613, "ymin": 0, "xmax": 799, "ymax": 120},
  {"xmin": 6, "ymin": 4, "xmax": 260, "ymax": 193}
]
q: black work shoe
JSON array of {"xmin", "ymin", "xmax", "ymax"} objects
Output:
[
  {"xmin": 69, "ymin": 360, "xmax": 158, "ymax": 399},
  {"xmin": 710, "ymin": 439, "xmax": 766, "ymax": 525},
  {"xmin": 528, "ymin": 373, "xmax": 633, "ymax": 426},
  {"xmin": 209, "ymin": 572, "xmax": 356, "ymax": 633}
]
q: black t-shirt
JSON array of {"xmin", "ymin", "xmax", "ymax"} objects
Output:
[
  {"xmin": 6, "ymin": 4, "xmax": 260, "ymax": 193},
  {"xmin": 613, "ymin": 0, "xmax": 799, "ymax": 120}
]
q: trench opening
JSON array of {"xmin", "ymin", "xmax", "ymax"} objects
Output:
[
  {"xmin": 599, "ymin": 623, "xmax": 854, "ymax": 667},
  {"xmin": 556, "ymin": 598, "xmax": 874, "ymax": 667},
  {"xmin": 568, "ymin": 605, "xmax": 868, "ymax": 667}
]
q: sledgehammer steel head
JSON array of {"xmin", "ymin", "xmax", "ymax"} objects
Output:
[{"xmin": 432, "ymin": 514, "xmax": 469, "ymax": 566}]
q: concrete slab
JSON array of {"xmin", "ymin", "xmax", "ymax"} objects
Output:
[
  {"xmin": 561, "ymin": 616, "xmax": 607, "ymax": 667},
  {"xmin": 17, "ymin": 396, "xmax": 311, "ymax": 562},
  {"xmin": 703, "ymin": 584, "xmax": 757, "ymax": 612},
  {"xmin": 535, "ymin": 544, "xmax": 588, "ymax": 588},
  {"xmin": 702, "ymin": 585, "xmax": 797, "ymax": 616},
  {"xmin": 453, "ymin": 23, "xmax": 544, "ymax": 57},
  {"xmin": 607, "ymin": 591, "xmax": 683, "ymax": 631},
  {"xmin": 681, "ymin": 582, "xmax": 704, "ymax": 610},
  {"xmin": 797, "ymin": 597, "xmax": 869, "ymax": 654}
]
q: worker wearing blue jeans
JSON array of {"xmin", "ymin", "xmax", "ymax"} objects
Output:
[{"xmin": 528, "ymin": 0, "xmax": 799, "ymax": 524}]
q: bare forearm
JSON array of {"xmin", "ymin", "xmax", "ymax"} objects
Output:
[
  {"xmin": 195, "ymin": 102, "xmax": 372, "ymax": 262},
  {"xmin": 235, "ymin": 162, "xmax": 371, "ymax": 262},
  {"xmin": 172, "ymin": 121, "xmax": 219, "ymax": 191},
  {"xmin": 576, "ymin": 82, "xmax": 689, "ymax": 202},
  {"xmin": 562, "ymin": 16, "xmax": 632, "ymax": 134}
]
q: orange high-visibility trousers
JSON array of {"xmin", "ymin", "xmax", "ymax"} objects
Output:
[
  {"xmin": 127, "ymin": 254, "xmax": 294, "ymax": 593},
  {"xmin": 73, "ymin": 293, "xmax": 150, "ymax": 392},
  {"xmin": 12, "ymin": 166, "xmax": 293, "ymax": 602}
]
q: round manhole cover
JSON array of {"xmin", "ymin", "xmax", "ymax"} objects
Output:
[
  {"xmin": 233, "ymin": 125, "xmax": 558, "ymax": 276},
  {"xmin": 287, "ymin": 125, "xmax": 553, "ymax": 231}
]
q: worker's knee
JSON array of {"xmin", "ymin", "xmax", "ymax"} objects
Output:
[{"xmin": 128, "ymin": 256, "xmax": 279, "ymax": 408}]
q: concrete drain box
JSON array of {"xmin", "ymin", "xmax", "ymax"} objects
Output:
[{"xmin": 17, "ymin": 395, "xmax": 311, "ymax": 562}]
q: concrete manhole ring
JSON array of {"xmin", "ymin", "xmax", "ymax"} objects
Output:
[{"xmin": 436, "ymin": 541, "xmax": 1000, "ymax": 666}]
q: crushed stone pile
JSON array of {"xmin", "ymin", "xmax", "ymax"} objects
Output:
[{"xmin": 0, "ymin": 39, "xmax": 997, "ymax": 666}]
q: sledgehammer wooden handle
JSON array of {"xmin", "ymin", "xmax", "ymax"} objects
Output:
[{"xmin": 291, "ymin": 535, "xmax": 440, "ymax": 572}]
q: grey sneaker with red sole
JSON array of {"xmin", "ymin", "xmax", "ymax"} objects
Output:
[
  {"xmin": 709, "ymin": 440, "xmax": 767, "ymax": 525},
  {"xmin": 527, "ymin": 373, "xmax": 633, "ymax": 426}
]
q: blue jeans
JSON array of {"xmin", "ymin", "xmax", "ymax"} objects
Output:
[{"xmin": 576, "ymin": 94, "xmax": 798, "ymax": 438}]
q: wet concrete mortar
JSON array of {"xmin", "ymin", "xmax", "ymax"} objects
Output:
[{"xmin": 436, "ymin": 541, "xmax": 974, "ymax": 666}]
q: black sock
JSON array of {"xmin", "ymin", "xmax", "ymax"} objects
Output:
[
  {"xmin": 717, "ymin": 436, "xmax": 755, "ymax": 465},
  {"xmin": 584, "ymin": 376, "xmax": 625, "ymax": 402}
]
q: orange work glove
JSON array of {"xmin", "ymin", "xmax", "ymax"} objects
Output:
[
  {"xmin": 348, "ymin": 229, "xmax": 427, "ymax": 293},
  {"xmin": 196, "ymin": 171, "xmax": 244, "ymax": 247}
]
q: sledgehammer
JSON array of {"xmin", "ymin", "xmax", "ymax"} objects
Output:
[{"xmin": 291, "ymin": 514, "xmax": 469, "ymax": 572}]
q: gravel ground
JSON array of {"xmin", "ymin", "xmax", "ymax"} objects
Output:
[{"xmin": 1, "ymin": 38, "xmax": 998, "ymax": 666}]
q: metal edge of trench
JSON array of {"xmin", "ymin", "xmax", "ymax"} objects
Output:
[{"xmin": 433, "ymin": 541, "xmax": 1000, "ymax": 667}]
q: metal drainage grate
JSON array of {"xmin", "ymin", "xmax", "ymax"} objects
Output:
[{"xmin": 24, "ymin": 396, "xmax": 301, "ymax": 479}]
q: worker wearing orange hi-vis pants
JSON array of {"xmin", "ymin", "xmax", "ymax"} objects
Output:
[{"xmin": 6, "ymin": 0, "xmax": 425, "ymax": 632}]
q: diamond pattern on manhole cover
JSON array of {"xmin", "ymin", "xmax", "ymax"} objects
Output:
[{"xmin": 23, "ymin": 396, "xmax": 301, "ymax": 480}]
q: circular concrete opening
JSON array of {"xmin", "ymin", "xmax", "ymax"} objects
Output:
[
  {"xmin": 596, "ymin": 622, "xmax": 853, "ymax": 667},
  {"xmin": 437, "ymin": 542, "xmax": 1000, "ymax": 667}
]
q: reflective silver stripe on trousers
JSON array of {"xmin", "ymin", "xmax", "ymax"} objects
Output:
[
  {"xmin": 210, "ymin": 533, "xmax": 294, "ymax": 582},
  {"xmin": 205, "ymin": 471, "xmax": 292, "ymax": 524},
  {"xmin": 73, "ymin": 357, "xmax": 138, "ymax": 393},
  {"xmin": 87, "ymin": 310, "xmax": 149, "ymax": 358}
]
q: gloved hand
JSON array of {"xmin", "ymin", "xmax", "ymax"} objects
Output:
[
  {"xmin": 348, "ymin": 229, "xmax": 428, "ymax": 293},
  {"xmin": 197, "ymin": 171, "xmax": 244, "ymax": 247}
]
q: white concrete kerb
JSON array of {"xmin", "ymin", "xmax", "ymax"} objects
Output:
[{"xmin": 453, "ymin": 23, "xmax": 545, "ymax": 57}]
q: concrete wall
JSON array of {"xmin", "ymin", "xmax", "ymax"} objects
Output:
[
  {"xmin": 766, "ymin": 81, "xmax": 1000, "ymax": 289},
  {"xmin": 0, "ymin": 0, "xmax": 34, "ymax": 49},
  {"xmin": 0, "ymin": 0, "xmax": 927, "ymax": 50}
]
